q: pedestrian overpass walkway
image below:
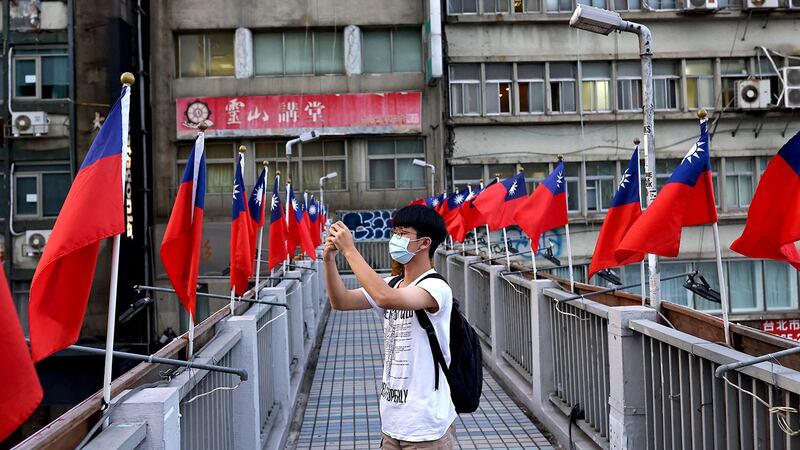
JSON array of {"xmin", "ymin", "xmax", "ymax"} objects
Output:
[{"xmin": 287, "ymin": 308, "xmax": 554, "ymax": 449}]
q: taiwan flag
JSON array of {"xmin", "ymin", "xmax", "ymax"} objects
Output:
[
  {"xmin": 443, "ymin": 187, "xmax": 470, "ymax": 240},
  {"xmin": 617, "ymin": 119, "xmax": 717, "ymax": 259},
  {"xmin": 453, "ymin": 186, "xmax": 482, "ymax": 243},
  {"xmin": 588, "ymin": 148, "xmax": 644, "ymax": 279},
  {"xmin": 513, "ymin": 162, "xmax": 568, "ymax": 252},
  {"xmin": 28, "ymin": 85, "xmax": 131, "ymax": 362},
  {"xmin": 308, "ymin": 195, "xmax": 322, "ymax": 248},
  {"xmin": 160, "ymin": 132, "xmax": 206, "ymax": 316},
  {"xmin": 248, "ymin": 165, "xmax": 268, "ymax": 261},
  {"xmin": 731, "ymin": 131, "xmax": 800, "ymax": 269},
  {"xmin": 268, "ymin": 175, "xmax": 288, "ymax": 271},
  {"xmin": 473, "ymin": 173, "xmax": 528, "ymax": 231},
  {"xmin": 287, "ymin": 184, "xmax": 316, "ymax": 260},
  {"xmin": 230, "ymin": 153, "xmax": 253, "ymax": 296}
]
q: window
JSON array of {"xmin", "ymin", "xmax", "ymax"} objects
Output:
[
  {"xmin": 13, "ymin": 51, "xmax": 69, "ymax": 99},
  {"xmin": 488, "ymin": 164, "xmax": 517, "ymax": 180},
  {"xmin": 614, "ymin": 0, "xmax": 641, "ymax": 10},
  {"xmin": 717, "ymin": 0, "xmax": 743, "ymax": 9},
  {"xmin": 517, "ymin": 63, "xmax": 545, "ymax": 114},
  {"xmin": 453, "ymin": 165, "xmax": 483, "ymax": 187},
  {"xmin": 546, "ymin": 0, "xmax": 573, "ymax": 12},
  {"xmin": 485, "ymin": 64, "xmax": 512, "ymax": 115},
  {"xmin": 581, "ymin": 62, "xmax": 611, "ymax": 113},
  {"xmin": 724, "ymin": 157, "xmax": 754, "ymax": 209},
  {"xmin": 517, "ymin": 0, "xmax": 542, "ymax": 12},
  {"xmin": 648, "ymin": 0, "xmax": 676, "ymax": 9},
  {"xmin": 564, "ymin": 162, "xmax": 581, "ymax": 213},
  {"xmin": 362, "ymin": 28, "xmax": 421, "ymax": 73},
  {"xmin": 367, "ymin": 139, "xmax": 425, "ymax": 189},
  {"xmin": 177, "ymin": 32, "xmax": 234, "ymax": 77},
  {"xmin": 617, "ymin": 61, "xmax": 642, "ymax": 112},
  {"xmin": 660, "ymin": 262, "xmax": 692, "ymax": 306},
  {"xmin": 256, "ymin": 141, "xmax": 296, "ymax": 191},
  {"xmin": 484, "ymin": 0, "xmax": 511, "ymax": 12},
  {"xmin": 450, "ymin": 64, "xmax": 481, "ymax": 116},
  {"xmin": 720, "ymin": 59, "xmax": 747, "ymax": 110},
  {"xmin": 692, "ymin": 261, "xmax": 721, "ymax": 311},
  {"xmin": 653, "ymin": 60, "xmax": 679, "ymax": 111},
  {"xmin": 585, "ymin": 161, "xmax": 615, "ymax": 212},
  {"xmin": 763, "ymin": 260, "xmax": 797, "ymax": 310},
  {"xmin": 177, "ymin": 142, "xmax": 235, "ymax": 212},
  {"xmin": 449, "ymin": 0, "xmax": 478, "ymax": 13},
  {"xmin": 578, "ymin": 0, "xmax": 607, "ymax": 7},
  {"xmin": 13, "ymin": 164, "xmax": 70, "ymax": 218},
  {"xmin": 299, "ymin": 141, "xmax": 347, "ymax": 191},
  {"xmin": 729, "ymin": 260, "xmax": 760, "ymax": 311},
  {"xmin": 685, "ymin": 59, "xmax": 714, "ymax": 110},
  {"xmin": 550, "ymin": 62, "xmax": 577, "ymax": 113},
  {"xmin": 520, "ymin": 162, "xmax": 549, "ymax": 192},
  {"xmin": 253, "ymin": 30, "xmax": 344, "ymax": 76}
]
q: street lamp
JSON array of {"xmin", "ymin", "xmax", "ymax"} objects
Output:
[
  {"xmin": 570, "ymin": 5, "xmax": 661, "ymax": 308},
  {"xmin": 319, "ymin": 171, "xmax": 338, "ymax": 222},
  {"xmin": 412, "ymin": 158, "xmax": 436, "ymax": 197},
  {"xmin": 284, "ymin": 131, "xmax": 320, "ymax": 219}
]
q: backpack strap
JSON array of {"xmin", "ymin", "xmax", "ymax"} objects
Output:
[
  {"xmin": 387, "ymin": 275, "xmax": 403, "ymax": 288},
  {"xmin": 413, "ymin": 272, "xmax": 450, "ymax": 391}
]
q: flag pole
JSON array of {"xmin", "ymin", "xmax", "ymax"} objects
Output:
[
  {"xmin": 284, "ymin": 178, "xmax": 292, "ymax": 272},
  {"xmin": 530, "ymin": 239, "xmax": 538, "ymax": 280},
  {"xmin": 559, "ymin": 156, "xmax": 575, "ymax": 292},
  {"xmin": 254, "ymin": 161, "xmax": 268, "ymax": 301},
  {"xmin": 712, "ymin": 222, "xmax": 730, "ymax": 346},
  {"xmin": 188, "ymin": 313, "xmax": 194, "ymax": 358},
  {"xmin": 634, "ymin": 138, "xmax": 647, "ymax": 304},
  {"xmin": 102, "ymin": 72, "xmax": 134, "ymax": 408}
]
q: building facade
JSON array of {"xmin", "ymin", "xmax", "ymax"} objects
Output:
[{"xmin": 443, "ymin": 1, "xmax": 800, "ymax": 322}]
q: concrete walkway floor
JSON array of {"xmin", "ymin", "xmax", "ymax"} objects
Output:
[{"xmin": 288, "ymin": 308, "xmax": 555, "ymax": 449}]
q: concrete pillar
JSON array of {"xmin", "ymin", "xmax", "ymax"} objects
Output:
[
  {"xmin": 459, "ymin": 255, "xmax": 481, "ymax": 320},
  {"xmin": 258, "ymin": 288, "xmax": 292, "ymax": 423},
  {"xmin": 223, "ymin": 309, "xmax": 262, "ymax": 450},
  {"xmin": 109, "ymin": 387, "xmax": 181, "ymax": 450},
  {"xmin": 235, "ymin": 27, "xmax": 253, "ymax": 79},
  {"xmin": 607, "ymin": 306, "xmax": 658, "ymax": 450},
  {"xmin": 344, "ymin": 25, "xmax": 362, "ymax": 75},
  {"xmin": 530, "ymin": 279, "xmax": 558, "ymax": 409},
  {"xmin": 487, "ymin": 265, "xmax": 508, "ymax": 364}
]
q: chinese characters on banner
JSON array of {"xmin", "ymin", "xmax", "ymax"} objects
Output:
[
  {"xmin": 176, "ymin": 92, "xmax": 422, "ymax": 139},
  {"xmin": 761, "ymin": 319, "xmax": 800, "ymax": 342}
]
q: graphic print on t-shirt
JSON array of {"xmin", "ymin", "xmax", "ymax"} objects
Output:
[{"xmin": 381, "ymin": 309, "xmax": 415, "ymax": 403}]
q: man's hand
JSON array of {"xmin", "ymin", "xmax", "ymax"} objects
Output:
[
  {"xmin": 323, "ymin": 236, "xmax": 338, "ymax": 262},
  {"xmin": 328, "ymin": 221, "xmax": 356, "ymax": 256}
]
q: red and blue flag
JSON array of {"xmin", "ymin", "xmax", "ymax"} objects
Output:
[
  {"xmin": 442, "ymin": 187, "xmax": 470, "ymax": 240},
  {"xmin": 230, "ymin": 153, "xmax": 253, "ymax": 296},
  {"xmin": 248, "ymin": 165, "xmax": 268, "ymax": 262},
  {"xmin": 513, "ymin": 162, "xmax": 568, "ymax": 252},
  {"xmin": 268, "ymin": 175, "xmax": 288, "ymax": 271},
  {"xmin": 617, "ymin": 119, "xmax": 717, "ymax": 259},
  {"xmin": 589, "ymin": 147, "xmax": 644, "ymax": 279},
  {"xmin": 308, "ymin": 195, "xmax": 322, "ymax": 248},
  {"xmin": 28, "ymin": 85, "xmax": 131, "ymax": 362},
  {"xmin": 287, "ymin": 184, "xmax": 316, "ymax": 260},
  {"xmin": 731, "ymin": 131, "xmax": 800, "ymax": 269},
  {"xmin": 161, "ymin": 132, "xmax": 206, "ymax": 316},
  {"xmin": 473, "ymin": 172, "xmax": 528, "ymax": 231}
]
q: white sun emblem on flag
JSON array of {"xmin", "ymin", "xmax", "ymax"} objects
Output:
[
  {"xmin": 555, "ymin": 172, "xmax": 564, "ymax": 189},
  {"xmin": 618, "ymin": 168, "xmax": 631, "ymax": 191},
  {"xmin": 508, "ymin": 180, "xmax": 518, "ymax": 196},
  {"xmin": 455, "ymin": 193, "xmax": 465, "ymax": 204},
  {"xmin": 270, "ymin": 193, "xmax": 279, "ymax": 211},
  {"xmin": 291, "ymin": 198, "xmax": 300, "ymax": 211},
  {"xmin": 252, "ymin": 186, "xmax": 264, "ymax": 206},
  {"xmin": 309, "ymin": 204, "xmax": 318, "ymax": 215},
  {"xmin": 431, "ymin": 198, "xmax": 439, "ymax": 207},
  {"xmin": 682, "ymin": 141, "xmax": 705, "ymax": 165},
  {"xmin": 232, "ymin": 183, "xmax": 240, "ymax": 200}
]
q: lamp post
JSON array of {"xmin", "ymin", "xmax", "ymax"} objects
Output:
[
  {"xmin": 284, "ymin": 131, "xmax": 320, "ymax": 220},
  {"xmin": 569, "ymin": 5, "xmax": 660, "ymax": 307},
  {"xmin": 319, "ymin": 171, "xmax": 338, "ymax": 220},
  {"xmin": 412, "ymin": 158, "xmax": 436, "ymax": 197}
]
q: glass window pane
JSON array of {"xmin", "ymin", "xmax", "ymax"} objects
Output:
[
  {"xmin": 16, "ymin": 177, "xmax": 37, "ymax": 215},
  {"xmin": 370, "ymin": 159, "xmax": 394, "ymax": 189},
  {"xmin": 450, "ymin": 64, "xmax": 480, "ymax": 80},
  {"xmin": 42, "ymin": 173, "xmax": 70, "ymax": 216},
  {"xmin": 205, "ymin": 143, "xmax": 233, "ymax": 159},
  {"xmin": 284, "ymin": 31, "xmax": 313, "ymax": 75},
  {"xmin": 396, "ymin": 139, "xmax": 423, "ymax": 155},
  {"xmin": 254, "ymin": 33, "xmax": 284, "ymax": 75},
  {"xmin": 325, "ymin": 159, "xmax": 347, "ymax": 190},
  {"xmin": 314, "ymin": 31, "xmax": 344, "ymax": 75},
  {"xmin": 15, "ymin": 59, "xmax": 36, "ymax": 97},
  {"xmin": 519, "ymin": 82, "xmax": 529, "ymax": 113},
  {"xmin": 530, "ymin": 82, "xmax": 544, "ymax": 112},
  {"xmin": 764, "ymin": 261, "xmax": 795, "ymax": 309},
  {"xmin": 453, "ymin": 165, "xmax": 483, "ymax": 181},
  {"xmin": 368, "ymin": 140, "xmax": 395, "ymax": 155},
  {"xmin": 582, "ymin": 62, "xmax": 610, "ymax": 78},
  {"xmin": 178, "ymin": 35, "xmax": 204, "ymax": 78},
  {"xmin": 362, "ymin": 30, "xmax": 392, "ymax": 73},
  {"xmin": 488, "ymin": 164, "xmax": 516, "ymax": 179},
  {"xmin": 685, "ymin": 59, "xmax": 713, "ymax": 76},
  {"xmin": 397, "ymin": 158, "xmax": 425, "ymax": 188},
  {"xmin": 206, "ymin": 33, "xmax": 234, "ymax": 76},
  {"xmin": 653, "ymin": 60, "xmax": 678, "ymax": 76},
  {"xmin": 550, "ymin": 62, "xmax": 576, "ymax": 79},
  {"xmin": 392, "ymin": 29, "xmax": 422, "ymax": 73},
  {"xmin": 486, "ymin": 63, "xmax": 512, "ymax": 80},
  {"xmin": 302, "ymin": 141, "xmax": 324, "ymax": 157},
  {"xmin": 518, "ymin": 63, "xmax": 544, "ymax": 79},
  {"xmin": 451, "ymin": 84, "xmax": 464, "ymax": 115},
  {"xmin": 693, "ymin": 262, "xmax": 721, "ymax": 310},
  {"xmin": 302, "ymin": 160, "xmax": 324, "ymax": 190},
  {"xmin": 486, "ymin": 82, "xmax": 500, "ymax": 114},
  {"xmin": 206, "ymin": 164, "xmax": 234, "ymax": 193},
  {"xmin": 721, "ymin": 58, "xmax": 747, "ymax": 76},
  {"xmin": 464, "ymin": 84, "xmax": 480, "ymax": 114},
  {"xmin": 562, "ymin": 81, "xmax": 576, "ymax": 111},
  {"xmin": 255, "ymin": 142, "xmax": 281, "ymax": 160},
  {"xmin": 41, "ymin": 56, "xmax": 69, "ymax": 99},
  {"xmin": 618, "ymin": 61, "xmax": 641, "ymax": 78},
  {"xmin": 730, "ymin": 260, "xmax": 758, "ymax": 310},
  {"xmin": 324, "ymin": 141, "xmax": 345, "ymax": 156},
  {"xmin": 660, "ymin": 263, "xmax": 690, "ymax": 306}
]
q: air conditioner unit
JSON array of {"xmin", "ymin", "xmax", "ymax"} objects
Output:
[
  {"xmin": 11, "ymin": 111, "xmax": 49, "ymax": 136},
  {"xmin": 23, "ymin": 230, "xmax": 51, "ymax": 256},
  {"xmin": 684, "ymin": 0, "xmax": 718, "ymax": 11},
  {"xmin": 746, "ymin": 0, "xmax": 779, "ymax": 8},
  {"xmin": 789, "ymin": 0, "xmax": 800, "ymax": 9},
  {"xmin": 784, "ymin": 67, "xmax": 800, "ymax": 108},
  {"xmin": 737, "ymin": 80, "xmax": 771, "ymax": 109}
]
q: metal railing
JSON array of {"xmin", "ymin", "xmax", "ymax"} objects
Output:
[
  {"xmin": 630, "ymin": 319, "xmax": 800, "ymax": 449},
  {"xmin": 499, "ymin": 274, "xmax": 533, "ymax": 378},
  {"xmin": 256, "ymin": 306, "xmax": 278, "ymax": 430},
  {"xmin": 468, "ymin": 264, "xmax": 492, "ymax": 341},
  {"xmin": 336, "ymin": 240, "xmax": 391, "ymax": 272},
  {"xmin": 546, "ymin": 290, "xmax": 611, "ymax": 444}
]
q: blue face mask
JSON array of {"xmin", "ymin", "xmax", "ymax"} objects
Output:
[{"xmin": 389, "ymin": 234, "xmax": 423, "ymax": 264}]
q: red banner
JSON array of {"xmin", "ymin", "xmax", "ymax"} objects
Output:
[
  {"xmin": 176, "ymin": 92, "xmax": 422, "ymax": 139},
  {"xmin": 760, "ymin": 319, "xmax": 800, "ymax": 342}
]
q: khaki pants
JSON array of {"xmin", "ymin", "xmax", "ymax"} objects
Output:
[{"xmin": 380, "ymin": 422, "xmax": 457, "ymax": 449}]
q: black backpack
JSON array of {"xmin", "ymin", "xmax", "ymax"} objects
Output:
[{"xmin": 388, "ymin": 272, "xmax": 483, "ymax": 414}]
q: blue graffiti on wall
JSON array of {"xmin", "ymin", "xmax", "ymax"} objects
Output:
[
  {"xmin": 339, "ymin": 210, "xmax": 395, "ymax": 241},
  {"xmin": 472, "ymin": 226, "xmax": 564, "ymax": 257}
]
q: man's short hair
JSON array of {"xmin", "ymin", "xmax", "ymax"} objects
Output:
[{"xmin": 392, "ymin": 205, "xmax": 447, "ymax": 258}]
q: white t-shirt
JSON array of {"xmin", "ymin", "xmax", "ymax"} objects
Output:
[{"xmin": 360, "ymin": 269, "xmax": 458, "ymax": 441}]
